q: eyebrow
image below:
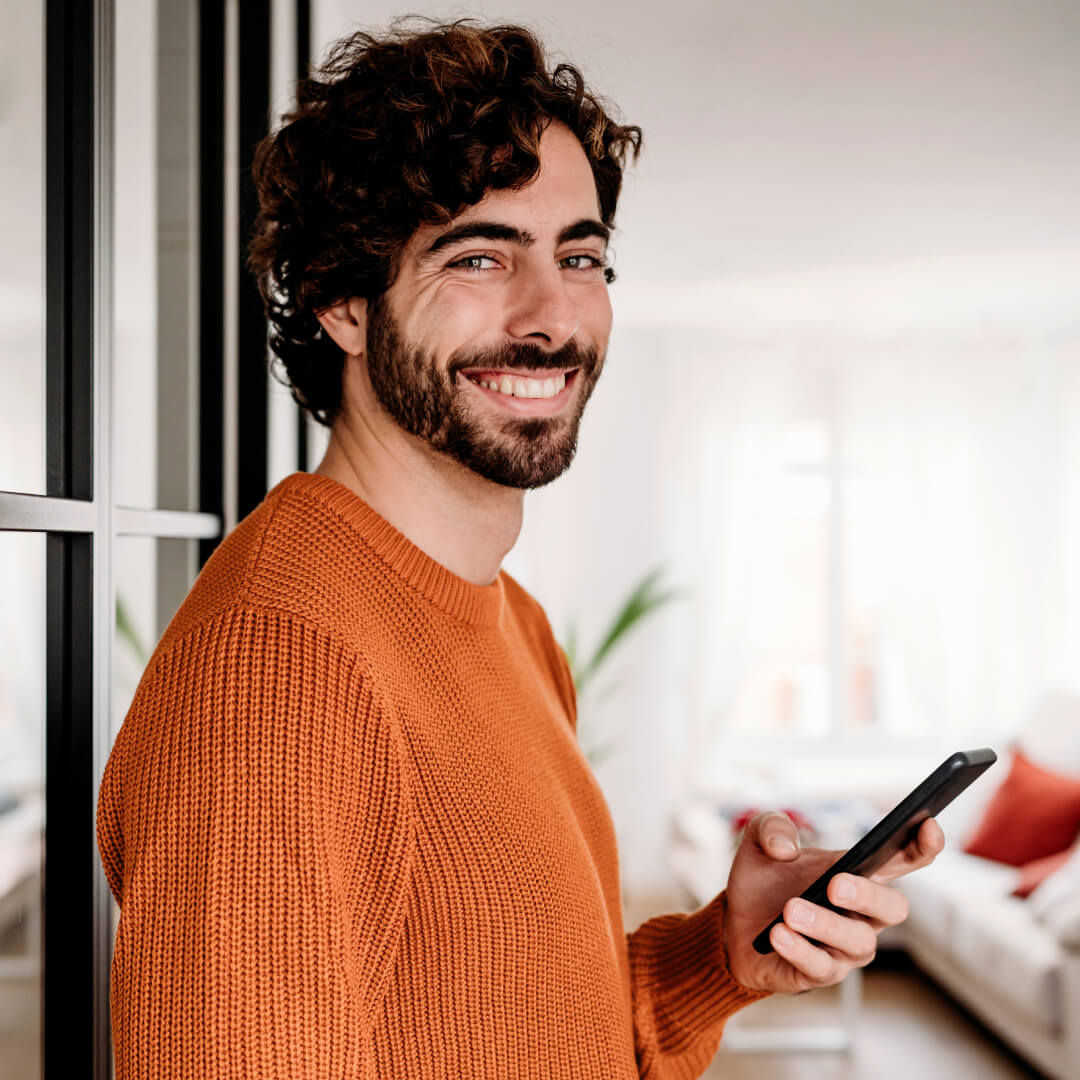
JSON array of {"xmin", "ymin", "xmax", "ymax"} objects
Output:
[{"xmin": 418, "ymin": 218, "xmax": 611, "ymax": 263}]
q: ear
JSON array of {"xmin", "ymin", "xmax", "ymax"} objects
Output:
[{"xmin": 315, "ymin": 296, "xmax": 368, "ymax": 356}]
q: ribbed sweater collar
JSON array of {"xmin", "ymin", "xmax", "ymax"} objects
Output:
[{"xmin": 271, "ymin": 471, "xmax": 507, "ymax": 628}]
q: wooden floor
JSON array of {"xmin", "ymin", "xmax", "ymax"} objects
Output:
[{"xmin": 706, "ymin": 952, "xmax": 1046, "ymax": 1080}]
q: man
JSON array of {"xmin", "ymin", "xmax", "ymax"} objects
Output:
[{"xmin": 97, "ymin": 18, "xmax": 942, "ymax": 1078}]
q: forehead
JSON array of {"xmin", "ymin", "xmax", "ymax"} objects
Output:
[{"xmin": 405, "ymin": 122, "xmax": 603, "ymax": 257}]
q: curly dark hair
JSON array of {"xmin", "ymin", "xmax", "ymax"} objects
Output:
[{"xmin": 247, "ymin": 16, "xmax": 642, "ymax": 426}]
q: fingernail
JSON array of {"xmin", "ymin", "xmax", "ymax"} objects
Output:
[
  {"xmin": 834, "ymin": 877, "xmax": 856, "ymax": 902},
  {"xmin": 771, "ymin": 837, "xmax": 798, "ymax": 855}
]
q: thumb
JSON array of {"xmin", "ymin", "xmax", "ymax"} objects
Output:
[{"xmin": 742, "ymin": 810, "xmax": 801, "ymax": 861}]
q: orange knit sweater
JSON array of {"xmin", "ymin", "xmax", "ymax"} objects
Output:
[{"xmin": 97, "ymin": 471, "xmax": 765, "ymax": 1079}]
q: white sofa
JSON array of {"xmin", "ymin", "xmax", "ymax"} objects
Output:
[
  {"xmin": 666, "ymin": 694, "xmax": 1080, "ymax": 1079},
  {"xmin": 895, "ymin": 847, "xmax": 1080, "ymax": 1080},
  {"xmin": 893, "ymin": 694, "xmax": 1080, "ymax": 1080}
]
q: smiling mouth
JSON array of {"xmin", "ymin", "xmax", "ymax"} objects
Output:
[{"xmin": 460, "ymin": 368, "xmax": 579, "ymax": 401}]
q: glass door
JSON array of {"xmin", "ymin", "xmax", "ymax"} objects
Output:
[{"xmin": 0, "ymin": 1, "xmax": 311, "ymax": 1075}]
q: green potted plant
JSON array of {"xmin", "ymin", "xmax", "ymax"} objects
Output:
[{"xmin": 561, "ymin": 566, "xmax": 680, "ymax": 766}]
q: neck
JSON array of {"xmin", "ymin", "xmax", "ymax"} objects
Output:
[{"xmin": 314, "ymin": 410, "xmax": 523, "ymax": 588}]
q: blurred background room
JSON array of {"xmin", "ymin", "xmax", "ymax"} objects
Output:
[{"xmin": 2, "ymin": 0, "xmax": 1079, "ymax": 1077}]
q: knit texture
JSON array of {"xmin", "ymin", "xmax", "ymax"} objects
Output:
[{"xmin": 97, "ymin": 471, "xmax": 766, "ymax": 1079}]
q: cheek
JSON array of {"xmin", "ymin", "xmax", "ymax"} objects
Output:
[
  {"xmin": 581, "ymin": 287, "xmax": 613, "ymax": 345},
  {"xmin": 416, "ymin": 288, "xmax": 498, "ymax": 352}
]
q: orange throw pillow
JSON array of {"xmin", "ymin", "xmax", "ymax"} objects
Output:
[
  {"xmin": 1012, "ymin": 847, "xmax": 1075, "ymax": 898},
  {"xmin": 964, "ymin": 750, "xmax": 1080, "ymax": 867}
]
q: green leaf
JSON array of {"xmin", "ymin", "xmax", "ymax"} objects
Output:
[
  {"xmin": 577, "ymin": 566, "xmax": 680, "ymax": 696},
  {"xmin": 116, "ymin": 594, "xmax": 150, "ymax": 666},
  {"xmin": 556, "ymin": 566, "xmax": 686, "ymax": 765},
  {"xmin": 580, "ymin": 733, "xmax": 620, "ymax": 768},
  {"xmin": 563, "ymin": 620, "xmax": 582, "ymax": 686}
]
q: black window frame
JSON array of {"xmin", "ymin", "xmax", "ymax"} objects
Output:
[{"xmin": 0, "ymin": 0, "xmax": 313, "ymax": 1075}]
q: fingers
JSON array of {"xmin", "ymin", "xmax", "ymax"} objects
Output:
[
  {"xmin": 768, "ymin": 872, "xmax": 911, "ymax": 984},
  {"xmin": 770, "ymin": 922, "xmax": 847, "ymax": 983},
  {"xmin": 915, "ymin": 817, "xmax": 946, "ymax": 861},
  {"xmin": 770, "ymin": 907, "xmax": 876, "ymax": 984},
  {"xmin": 770, "ymin": 874, "xmax": 911, "ymax": 984},
  {"xmin": 748, "ymin": 815, "xmax": 940, "ymax": 991},
  {"xmin": 826, "ymin": 873, "xmax": 910, "ymax": 928},
  {"xmin": 875, "ymin": 817, "xmax": 946, "ymax": 882},
  {"xmin": 784, "ymin": 895, "xmax": 878, "ymax": 958},
  {"xmin": 743, "ymin": 810, "xmax": 801, "ymax": 861}
]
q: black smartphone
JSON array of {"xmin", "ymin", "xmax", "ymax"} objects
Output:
[{"xmin": 752, "ymin": 747, "xmax": 998, "ymax": 955}]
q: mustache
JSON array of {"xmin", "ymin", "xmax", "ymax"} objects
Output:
[{"xmin": 449, "ymin": 339, "xmax": 596, "ymax": 376}]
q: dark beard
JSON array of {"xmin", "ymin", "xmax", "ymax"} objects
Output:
[{"xmin": 364, "ymin": 293, "xmax": 604, "ymax": 489}]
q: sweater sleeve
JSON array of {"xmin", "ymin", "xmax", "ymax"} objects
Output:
[
  {"xmin": 97, "ymin": 607, "xmax": 415, "ymax": 1079},
  {"xmin": 628, "ymin": 891, "xmax": 770, "ymax": 1078},
  {"xmin": 542, "ymin": 608, "xmax": 768, "ymax": 1077}
]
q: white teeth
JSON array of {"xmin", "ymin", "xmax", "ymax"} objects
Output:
[{"xmin": 469, "ymin": 372, "xmax": 569, "ymax": 400}]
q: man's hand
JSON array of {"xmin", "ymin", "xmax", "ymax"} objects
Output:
[{"xmin": 723, "ymin": 810, "xmax": 945, "ymax": 994}]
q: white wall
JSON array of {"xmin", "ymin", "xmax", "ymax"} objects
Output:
[{"xmin": 311, "ymin": 0, "xmax": 1080, "ymax": 899}]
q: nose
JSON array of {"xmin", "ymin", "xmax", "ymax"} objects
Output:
[{"xmin": 503, "ymin": 263, "xmax": 580, "ymax": 351}]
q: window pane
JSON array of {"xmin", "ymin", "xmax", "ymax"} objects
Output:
[
  {"xmin": 0, "ymin": 532, "xmax": 45, "ymax": 1079},
  {"xmin": 110, "ymin": 534, "xmax": 199, "ymax": 1080},
  {"xmin": 844, "ymin": 351, "xmax": 1080, "ymax": 742},
  {"xmin": 693, "ymin": 365, "xmax": 834, "ymax": 739},
  {"xmin": 112, "ymin": 0, "xmax": 200, "ymax": 511},
  {"xmin": 0, "ymin": 4, "xmax": 45, "ymax": 495},
  {"xmin": 113, "ymin": 536, "xmax": 200, "ymax": 729}
]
